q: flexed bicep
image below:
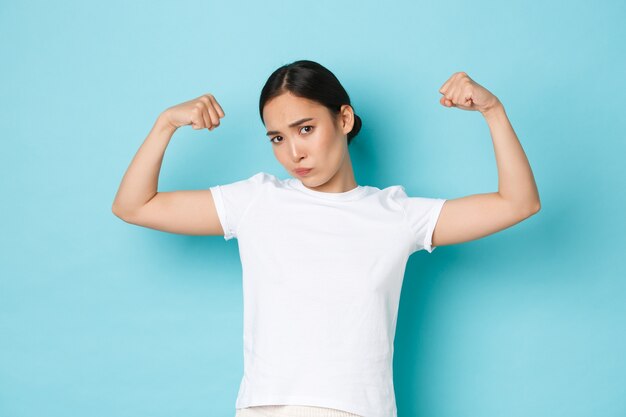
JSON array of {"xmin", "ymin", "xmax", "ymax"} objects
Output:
[
  {"xmin": 432, "ymin": 192, "xmax": 540, "ymax": 248},
  {"xmin": 114, "ymin": 189, "xmax": 225, "ymax": 237}
]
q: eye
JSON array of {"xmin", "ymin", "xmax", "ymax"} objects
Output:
[{"xmin": 269, "ymin": 126, "xmax": 314, "ymax": 144}]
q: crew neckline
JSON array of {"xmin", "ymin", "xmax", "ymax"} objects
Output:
[{"xmin": 288, "ymin": 178, "xmax": 368, "ymax": 201}]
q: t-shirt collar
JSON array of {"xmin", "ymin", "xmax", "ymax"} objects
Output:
[{"xmin": 288, "ymin": 178, "xmax": 368, "ymax": 201}]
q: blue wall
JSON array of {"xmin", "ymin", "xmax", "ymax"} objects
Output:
[{"xmin": 1, "ymin": 1, "xmax": 624, "ymax": 416}]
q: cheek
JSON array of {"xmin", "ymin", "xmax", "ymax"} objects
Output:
[
  {"xmin": 321, "ymin": 131, "xmax": 344, "ymax": 155},
  {"xmin": 273, "ymin": 147, "xmax": 290, "ymax": 165},
  {"xmin": 316, "ymin": 128, "xmax": 340, "ymax": 152}
]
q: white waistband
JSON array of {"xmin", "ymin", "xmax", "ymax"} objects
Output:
[{"xmin": 235, "ymin": 405, "xmax": 362, "ymax": 417}]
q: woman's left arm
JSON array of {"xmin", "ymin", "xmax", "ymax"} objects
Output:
[{"xmin": 432, "ymin": 72, "xmax": 541, "ymax": 248}]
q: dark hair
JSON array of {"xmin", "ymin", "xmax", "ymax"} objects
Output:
[{"xmin": 259, "ymin": 59, "xmax": 362, "ymax": 146}]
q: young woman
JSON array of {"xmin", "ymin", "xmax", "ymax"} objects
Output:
[{"xmin": 112, "ymin": 60, "xmax": 540, "ymax": 417}]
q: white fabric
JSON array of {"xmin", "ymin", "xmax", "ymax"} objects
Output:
[
  {"xmin": 209, "ymin": 172, "xmax": 447, "ymax": 417},
  {"xmin": 235, "ymin": 404, "xmax": 363, "ymax": 417}
]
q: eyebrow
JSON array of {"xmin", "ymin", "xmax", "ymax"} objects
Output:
[{"xmin": 266, "ymin": 117, "xmax": 315, "ymax": 136}]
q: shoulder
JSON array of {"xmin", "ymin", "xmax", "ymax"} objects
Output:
[
  {"xmin": 253, "ymin": 171, "xmax": 281, "ymax": 181},
  {"xmin": 220, "ymin": 171, "xmax": 293, "ymax": 195},
  {"xmin": 251, "ymin": 171, "xmax": 290, "ymax": 187},
  {"xmin": 365, "ymin": 183, "xmax": 409, "ymax": 206},
  {"xmin": 374, "ymin": 183, "xmax": 438, "ymax": 201},
  {"xmin": 226, "ymin": 171, "xmax": 283, "ymax": 186},
  {"xmin": 371, "ymin": 183, "xmax": 445, "ymax": 212}
]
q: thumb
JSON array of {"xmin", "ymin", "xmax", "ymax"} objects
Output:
[{"xmin": 440, "ymin": 96, "xmax": 454, "ymax": 107}]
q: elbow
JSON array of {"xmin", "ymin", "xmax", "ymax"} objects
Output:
[
  {"xmin": 522, "ymin": 200, "xmax": 541, "ymax": 218},
  {"xmin": 509, "ymin": 199, "xmax": 541, "ymax": 220},
  {"xmin": 111, "ymin": 203, "xmax": 133, "ymax": 222},
  {"xmin": 111, "ymin": 204, "xmax": 125, "ymax": 220},
  {"xmin": 529, "ymin": 195, "xmax": 541, "ymax": 214},
  {"xmin": 532, "ymin": 200, "xmax": 541, "ymax": 214},
  {"xmin": 111, "ymin": 200, "xmax": 122, "ymax": 217}
]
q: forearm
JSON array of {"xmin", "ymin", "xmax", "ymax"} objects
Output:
[
  {"xmin": 111, "ymin": 112, "xmax": 178, "ymax": 216},
  {"xmin": 482, "ymin": 101, "xmax": 540, "ymax": 212}
]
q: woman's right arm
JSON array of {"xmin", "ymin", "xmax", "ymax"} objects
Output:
[{"xmin": 111, "ymin": 94, "xmax": 226, "ymax": 236}]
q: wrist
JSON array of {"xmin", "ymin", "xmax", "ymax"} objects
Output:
[
  {"xmin": 481, "ymin": 98, "xmax": 504, "ymax": 119},
  {"xmin": 155, "ymin": 111, "xmax": 179, "ymax": 134}
]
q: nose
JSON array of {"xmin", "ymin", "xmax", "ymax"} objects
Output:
[{"xmin": 288, "ymin": 137, "xmax": 307, "ymax": 162}]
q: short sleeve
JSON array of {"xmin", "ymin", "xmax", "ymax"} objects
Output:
[
  {"xmin": 392, "ymin": 186, "xmax": 447, "ymax": 254},
  {"xmin": 208, "ymin": 172, "xmax": 267, "ymax": 240}
]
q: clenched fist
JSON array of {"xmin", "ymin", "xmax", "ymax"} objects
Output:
[
  {"xmin": 162, "ymin": 93, "xmax": 226, "ymax": 131},
  {"xmin": 439, "ymin": 72, "xmax": 500, "ymax": 114}
]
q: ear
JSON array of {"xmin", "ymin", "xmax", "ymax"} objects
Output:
[{"xmin": 339, "ymin": 104, "xmax": 355, "ymax": 135}]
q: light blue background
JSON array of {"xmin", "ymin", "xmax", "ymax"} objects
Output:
[{"xmin": 1, "ymin": 1, "xmax": 624, "ymax": 416}]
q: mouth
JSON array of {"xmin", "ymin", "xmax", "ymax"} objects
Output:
[{"xmin": 294, "ymin": 168, "xmax": 313, "ymax": 176}]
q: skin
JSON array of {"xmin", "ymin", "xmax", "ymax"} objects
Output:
[
  {"xmin": 262, "ymin": 90, "xmax": 358, "ymax": 194},
  {"xmin": 431, "ymin": 71, "xmax": 541, "ymax": 248},
  {"xmin": 111, "ymin": 71, "xmax": 541, "ymax": 249}
]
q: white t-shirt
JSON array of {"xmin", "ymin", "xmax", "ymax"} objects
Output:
[{"xmin": 209, "ymin": 172, "xmax": 447, "ymax": 417}]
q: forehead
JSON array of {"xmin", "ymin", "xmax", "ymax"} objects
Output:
[{"xmin": 263, "ymin": 92, "xmax": 327, "ymax": 125}]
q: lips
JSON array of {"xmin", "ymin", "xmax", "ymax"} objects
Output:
[{"xmin": 294, "ymin": 168, "xmax": 312, "ymax": 175}]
